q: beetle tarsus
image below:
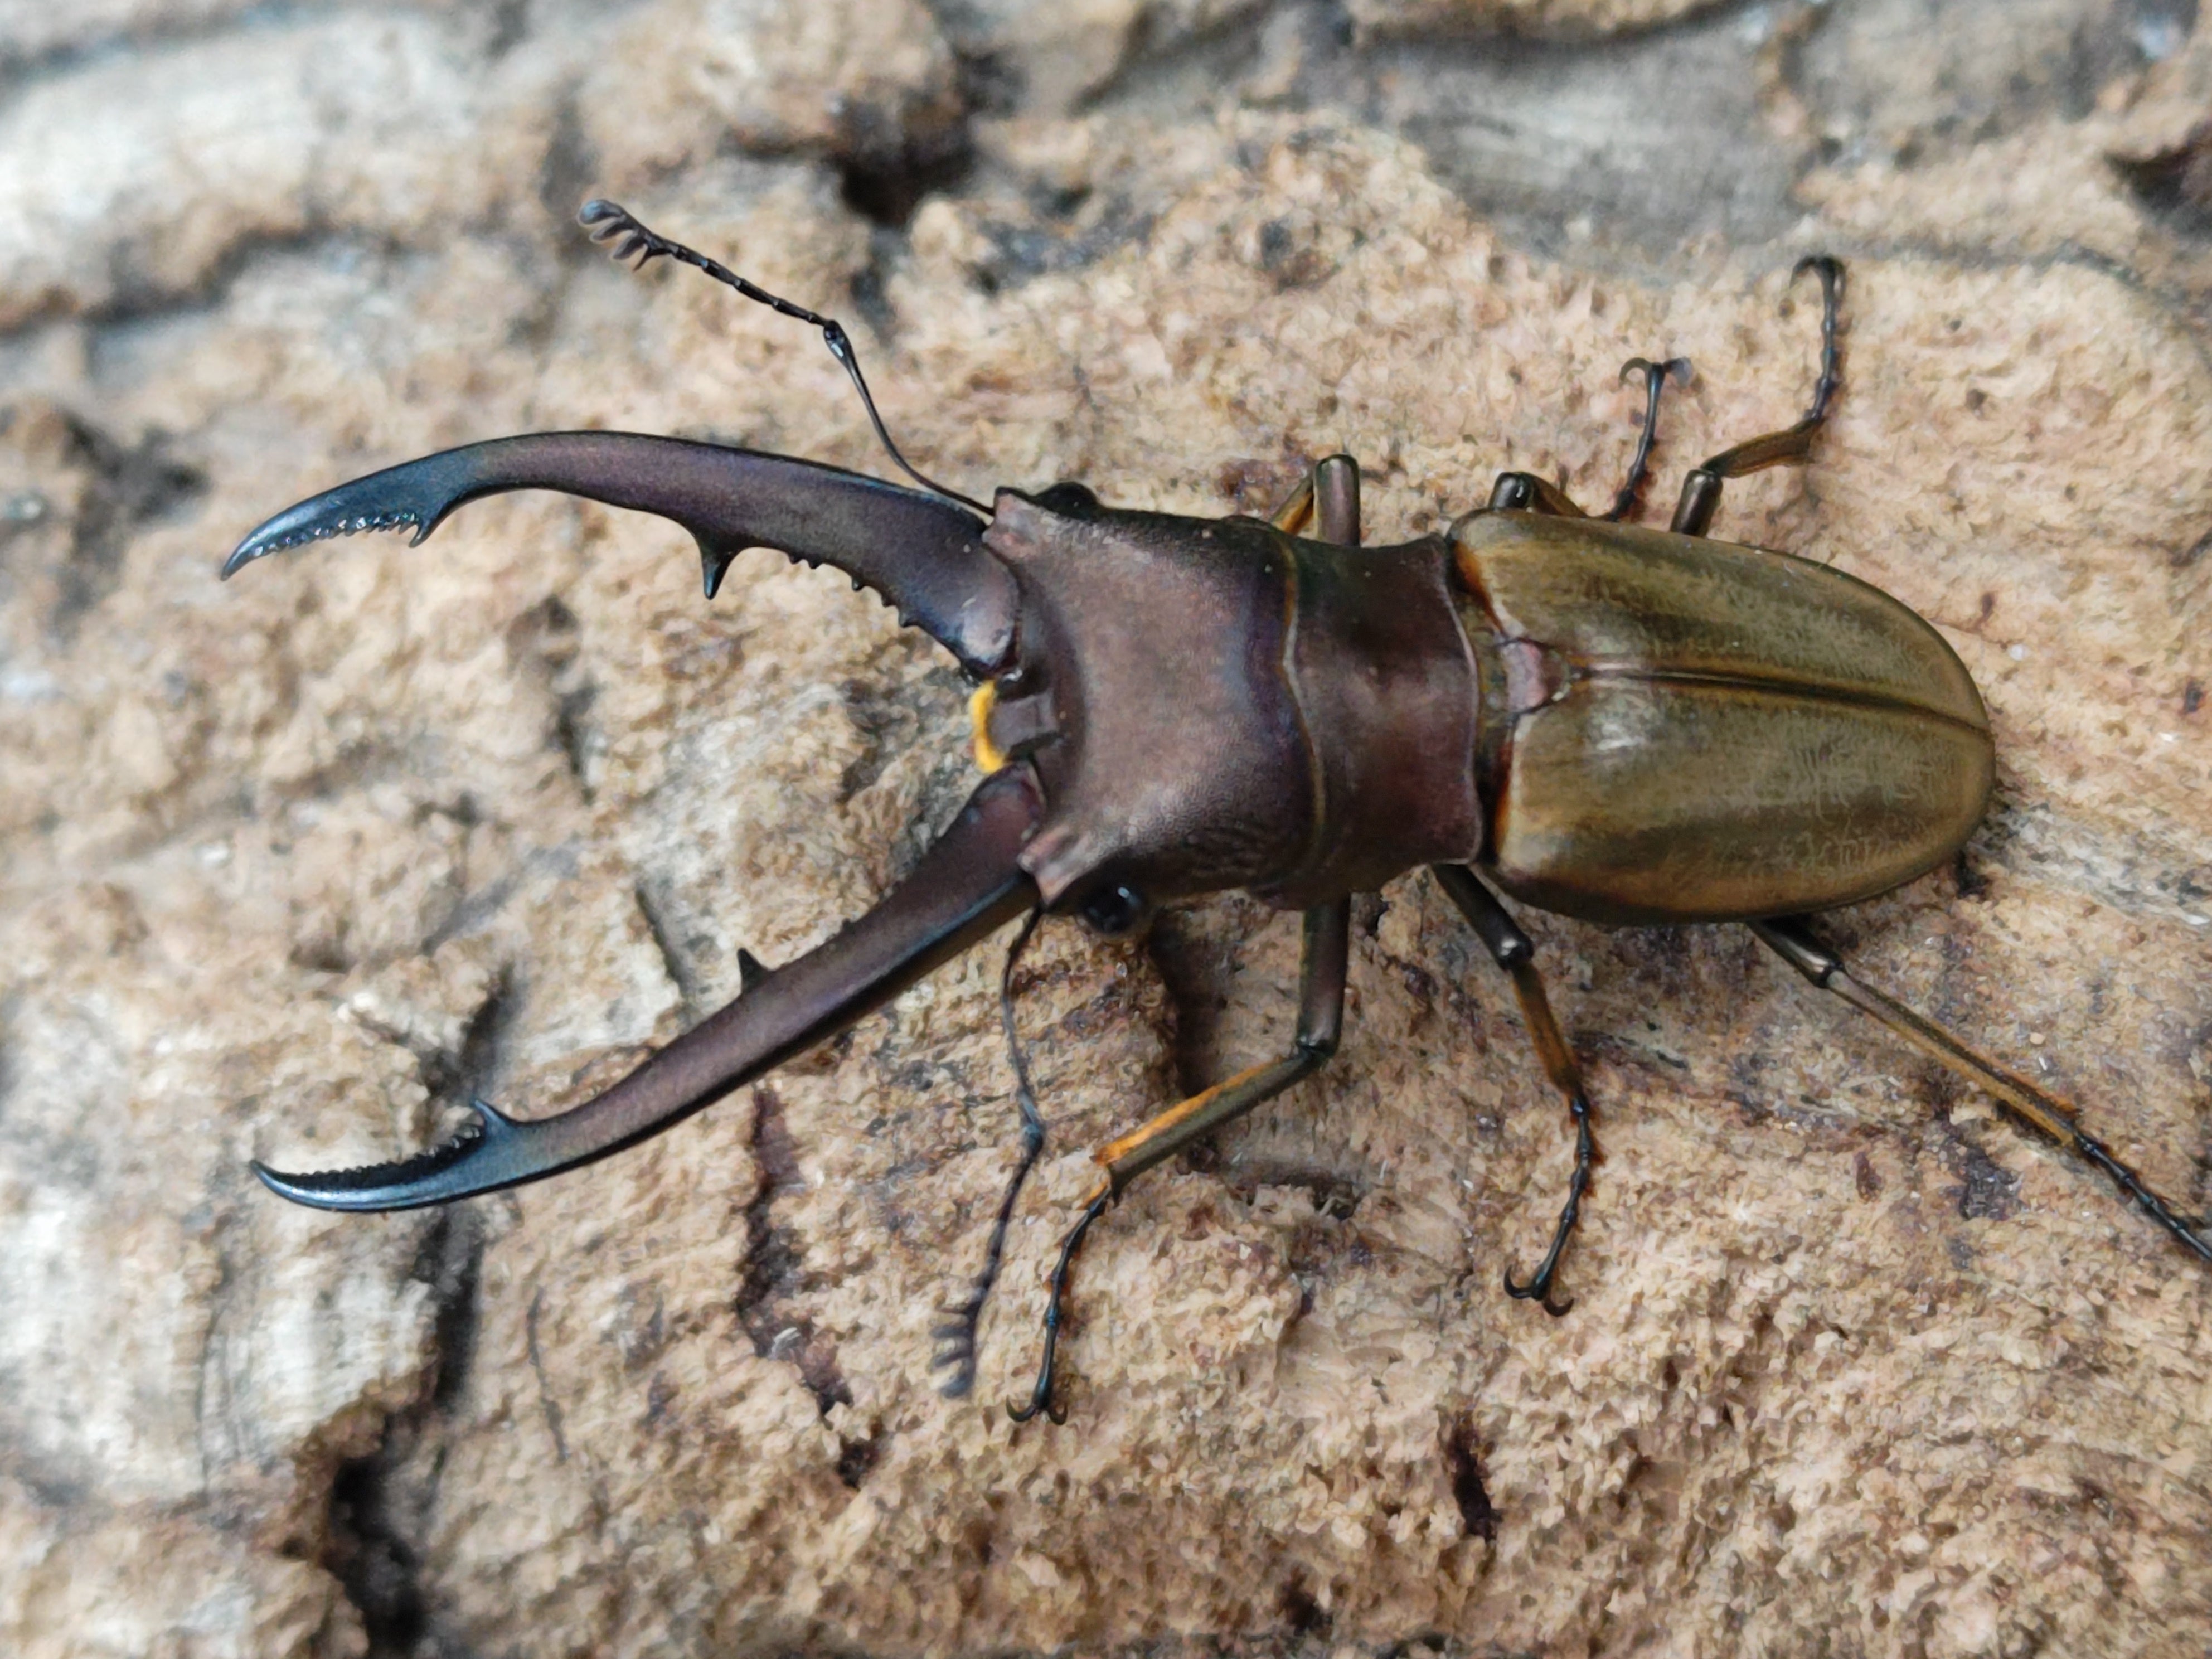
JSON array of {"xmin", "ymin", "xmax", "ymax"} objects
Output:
[
  {"xmin": 1007, "ymin": 1190, "xmax": 1108, "ymax": 1425},
  {"xmin": 1602, "ymin": 356, "xmax": 1693, "ymax": 522},
  {"xmin": 1501, "ymin": 1087, "xmax": 1594, "ymax": 1317},
  {"xmin": 1790, "ymin": 255, "xmax": 1846, "ymax": 426},
  {"xmin": 2075, "ymin": 1133, "xmax": 2212, "ymax": 1265}
]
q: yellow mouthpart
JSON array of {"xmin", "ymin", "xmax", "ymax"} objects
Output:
[{"xmin": 969, "ymin": 682, "xmax": 1008, "ymax": 774}]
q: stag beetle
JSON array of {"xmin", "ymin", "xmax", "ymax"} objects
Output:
[{"xmin": 225, "ymin": 202, "xmax": 2212, "ymax": 1422}]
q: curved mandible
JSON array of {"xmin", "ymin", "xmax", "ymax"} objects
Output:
[
  {"xmin": 254, "ymin": 764, "xmax": 1046, "ymax": 1210},
  {"xmin": 224, "ymin": 432, "xmax": 1020, "ymax": 677}
]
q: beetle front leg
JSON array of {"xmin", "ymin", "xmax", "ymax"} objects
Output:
[
  {"xmin": 1752, "ymin": 917, "xmax": 2211, "ymax": 1269},
  {"xmin": 1432, "ymin": 864, "xmax": 1596, "ymax": 1317},
  {"xmin": 1010, "ymin": 898, "xmax": 1354, "ymax": 1423}
]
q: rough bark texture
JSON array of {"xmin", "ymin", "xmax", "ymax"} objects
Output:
[{"xmin": 3, "ymin": 2, "xmax": 2210, "ymax": 1656}]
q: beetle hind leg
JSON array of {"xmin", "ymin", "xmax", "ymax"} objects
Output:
[
  {"xmin": 1433, "ymin": 865, "xmax": 1599, "ymax": 1316},
  {"xmin": 1753, "ymin": 917, "xmax": 2211, "ymax": 1268},
  {"xmin": 1671, "ymin": 256, "xmax": 1845, "ymax": 537}
]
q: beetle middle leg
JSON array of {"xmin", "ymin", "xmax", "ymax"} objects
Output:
[
  {"xmin": 1671, "ymin": 257, "xmax": 1844, "ymax": 537},
  {"xmin": 1753, "ymin": 918, "xmax": 2211, "ymax": 1267},
  {"xmin": 1432, "ymin": 865, "xmax": 1595, "ymax": 1316}
]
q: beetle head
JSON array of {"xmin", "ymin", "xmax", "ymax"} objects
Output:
[{"xmin": 979, "ymin": 488, "xmax": 1318, "ymax": 930}]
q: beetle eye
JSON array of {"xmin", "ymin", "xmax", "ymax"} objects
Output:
[
  {"xmin": 1035, "ymin": 481, "xmax": 1100, "ymax": 518},
  {"xmin": 1078, "ymin": 882, "xmax": 1146, "ymax": 936}
]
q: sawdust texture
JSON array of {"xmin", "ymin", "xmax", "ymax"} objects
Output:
[{"xmin": 1, "ymin": 2, "xmax": 2208, "ymax": 1656}]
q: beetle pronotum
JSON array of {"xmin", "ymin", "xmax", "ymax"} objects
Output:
[{"xmin": 224, "ymin": 202, "xmax": 2210, "ymax": 1422}]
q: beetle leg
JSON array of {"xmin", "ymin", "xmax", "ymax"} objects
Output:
[
  {"xmin": 1265, "ymin": 469, "xmax": 1316, "ymax": 534},
  {"xmin": 252, "ymin": 765, "xmax": 1046, "ymax": 1210},
  {"xmin": 1487, "ymin": 470, "xmax": 1589, "ymax": 516},
  {"xmin": 223, "ymin": 433, "xmax": 1018, "ymax": 678},
  {"xmin": 1008, "ymin": 898, "xmax": 1354, "ymax": 1422},
  {"xmin": 1487, "ymin": 355, "xmax": 1692, "ymax": 522},
  {"xmin": 1094, "ymin": 899, "xmax": 1352, "ymax": 1196},
  {"xmin": 1752, "ymin": 918, "xmax": 2212, "ymax": 1268},
  {"xmin": 1600, "ymin": 357, "xmax": 1694, "ymax": 522},
  {"xmin": 1006, "ymin": 1190, "xmax": 1110, "ymax": 1424},
  {"xmin": 1262, "ymin": 448, "xmax": 1361, "ymax": 536},
  {"xmin": 1671, "ymin": 257, "xmax": 1845, "ymax": 537},
  {"xmin": 1432, "ymin": 865, "xmax": 1595, "ymax": 1317},
  {"xmin": 933, "ymin": 907, "xmax": 1049, "ymax": 1398}
]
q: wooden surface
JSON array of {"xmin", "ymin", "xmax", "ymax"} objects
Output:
[{"xmin": 1, "ymin": 2, "xmax": 2208, "ymax": 1655}]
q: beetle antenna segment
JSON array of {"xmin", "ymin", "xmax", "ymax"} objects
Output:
[
  {"xmin": 1753, "ymin": 918, "xmax": 2212, "ymax": 1267},
  {"xmin": 1007, "ymin": 1190, "xmax": 1109, "ymax": 1425},
  {"xmin": 578, "ymin": 200, "xmax": 989, "ymax": 517},
  {"xmin": 1601, "ymin": 357, "xmax": 1693, "ymax": 522},
  {"xmin": 933, "ymin": 907, "xmax": 1050, "ymax": 1398}
]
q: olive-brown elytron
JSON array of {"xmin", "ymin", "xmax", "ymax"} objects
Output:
[
  {"xmin": 1453, "ymin": 511, "xmax": 1994, "ymax": 926},
  {"xmin": 221, "ymin": 205, "xmax": 2208, "ymax": 1424}
]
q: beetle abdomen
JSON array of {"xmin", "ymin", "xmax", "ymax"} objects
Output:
[{"xmin": 1452, "ymin": 513, "xmax": 1994, "ymax": 925}]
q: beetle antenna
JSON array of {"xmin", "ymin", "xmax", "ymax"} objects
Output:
[
  {"xmin": 933, "ymin": 907, "xmax": 1049, "ymax": 1396},
  {"xmin": 579, "ymin": 200, "xmax": 989, "ymax": 517}
]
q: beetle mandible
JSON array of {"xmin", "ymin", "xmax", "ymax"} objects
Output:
[{"xmin": 224, "ymin": 201, "xmax": 2212, "ymax": 1422}]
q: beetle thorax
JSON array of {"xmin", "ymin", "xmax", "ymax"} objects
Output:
[{"xmin": 981, "ymin": 491, "xmax": 1485, "ymax": 924}]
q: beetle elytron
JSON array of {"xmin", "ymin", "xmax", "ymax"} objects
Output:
[{"xmin": 226, "ymin": 201, "xmax": 2211, "ymax": 1420}]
